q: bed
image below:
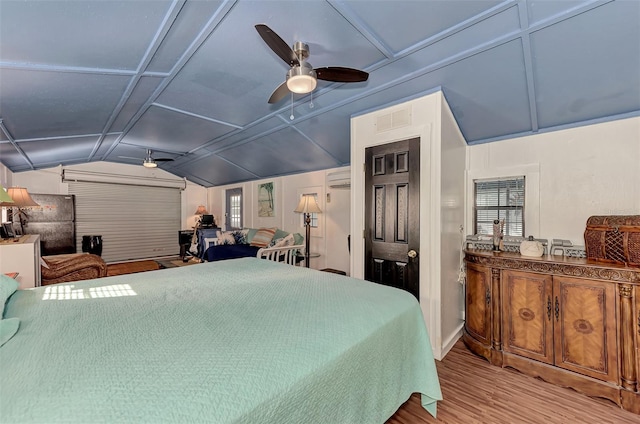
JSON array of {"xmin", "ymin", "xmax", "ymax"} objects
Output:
[{"xmin": 0, "ymin": 258, "xmax": 442, "ymax": 423}]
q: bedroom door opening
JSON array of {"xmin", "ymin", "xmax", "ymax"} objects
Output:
[{"xmin": 364, "ymin": 137, "xmax": 420, "ymax": 299}]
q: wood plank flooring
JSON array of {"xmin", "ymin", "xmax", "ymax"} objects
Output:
[
  {"xmin": 106, "ymin": 260, "xmax": 160, "ymax": 276},
  {"xmin": 386, "ymin": 340, "xmax": 640, "ymax": 423}
]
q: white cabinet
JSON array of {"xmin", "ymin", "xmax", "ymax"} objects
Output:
[{"xmin": 0, "ymin": 234, "xmax": 41, "ymax": 289}]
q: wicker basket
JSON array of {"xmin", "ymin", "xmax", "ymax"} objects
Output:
[{"xmin": 584, "ymin": 215, "xmax": 640, "ymax": 267}]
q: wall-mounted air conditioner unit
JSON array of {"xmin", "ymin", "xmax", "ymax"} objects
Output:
[{"xmin": 327, "ymin": 168, "xmax": 351, "ymax": 189}]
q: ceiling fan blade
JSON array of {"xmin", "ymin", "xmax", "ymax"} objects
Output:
[
  {"xmin": 118, "ymin": 155, "xmax": 144, "ymax": 161},
  {"xmin": 153, "ymin": 158, "xmax": 174, "ymax": 162},
  {"xmin": 268, "ymin": 82, "xmax": 290, "ymax": 104},
  {"xmin": 255, "ymin": 24, "xmax": 299, "ymax": 66},
  {"xmin": 315, "ymin": 67, "xmax": 369, "ymax": 83}
]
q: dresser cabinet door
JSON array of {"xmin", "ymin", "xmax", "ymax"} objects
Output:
[
  {"xmin": 553, "ymin": 276, "xmax": 618, "ymax": 383},
  {"xmin": 465, "ymin": 262, "xmax": 492, "ymax": 347},
  {"xmin": 502, "ymin": 270, "xmax": 554, "ymax": 364}
]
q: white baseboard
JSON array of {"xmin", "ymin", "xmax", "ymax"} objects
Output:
[{"xmin": 440, "ymin": 323, "xmax": 464, "ymax": 359}]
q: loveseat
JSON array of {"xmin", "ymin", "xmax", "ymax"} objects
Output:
[{"xmin": 204, "ymin": 227, "xmax": 304, "ymax": 265}]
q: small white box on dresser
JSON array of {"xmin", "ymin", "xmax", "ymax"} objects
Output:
[{"xmin": 0, "ymin": 234, "xmax": 42, "ymax": 289}]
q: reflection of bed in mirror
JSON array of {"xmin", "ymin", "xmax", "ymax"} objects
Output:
[{"xmin": 1, "ymin": 258, "xmax": 442, "ymax": 423}]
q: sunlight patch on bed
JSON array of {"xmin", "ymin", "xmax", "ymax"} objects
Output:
[{"xmin": 42, "ymin": 284, "xmax": 137, "ymax": 300}]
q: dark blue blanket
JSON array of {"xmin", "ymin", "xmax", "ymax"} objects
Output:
[{"xmin": 205, "ymin": 244, "xmax": 260, "ymax": 262}]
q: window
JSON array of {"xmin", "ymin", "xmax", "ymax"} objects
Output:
[
  {"xmin": 225, "ymin": 188, "xmax": 242, "ymax": 230},
  {"xmin": 474, "ymin": 177, "xmax": 525, "ymax": 236}
]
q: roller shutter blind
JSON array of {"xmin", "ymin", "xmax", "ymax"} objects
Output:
[{"xmin": 68, "ymin": 181, "xmax": 180, "ymax": 263}]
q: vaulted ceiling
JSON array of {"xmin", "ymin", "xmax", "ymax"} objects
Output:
[{"xmin": 1, "ymin": 0, "xmax": 638, "ymax": 187}]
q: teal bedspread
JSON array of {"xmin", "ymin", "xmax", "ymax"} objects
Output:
[{"xmin": 1, "ymin": 258, "xmax": 441, "ymax": 423}]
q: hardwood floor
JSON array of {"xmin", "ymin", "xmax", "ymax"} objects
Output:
[
  {"xmin": 106, "ymin": 260, "xmax": 160, "ymax": 276},
  {"xmin": 386, "ymin": 340, "xmax": 640, "ymax": 423}
]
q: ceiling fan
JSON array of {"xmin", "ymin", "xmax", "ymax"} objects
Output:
[
  {"xmin": 255, "ymin": 24, "xmax": 369, "ymax": 104},
  {"xmin": 118, "ymin": 149, "xmax": 174, "ymax": 168}
]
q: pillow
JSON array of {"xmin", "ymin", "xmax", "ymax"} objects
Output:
[
  {"xmin": 231, "ymin": 229, "xmax": 249, "ymax": 245},
  {"xmin": 250, "ymin": 227, "xmax": 277, "ymax": 248},
  {"xmin": 0, "ymin": 318, "xmax": 20, "ymax": 347},
  {"xmin": 0, "ymin": 274, "xmax": 19, "ymax": 318},
  {"xmin": 292, "ymin": 232, "xmax": 304, "ymax": 246},
  {"xmin": 269, "ymin": 233, "xmax": 295, "ymax": 248},
  {"xmin": 218, "ymin": 231, "xmax": 236, "ymax": 245},
  {"xmin": 246, "ymin": 228, "xmax": 258, "ymax": 243},
  {"xmin": 273, "ymin": 229, "xmax": 290, "ymax": 241}
]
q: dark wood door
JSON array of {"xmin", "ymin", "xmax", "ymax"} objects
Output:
[{"xmin": 364, "ymin": 138, "xmax": 420, "ymax": 298}]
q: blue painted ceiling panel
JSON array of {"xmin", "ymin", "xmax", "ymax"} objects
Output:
[
  {"xmin": 0, "ymin": 0, "xmax": 173, "ymax": 70},
  {"xmin": 0, "ymin": 69, "xmax": 131, "ymax": 139},
  {"xmin": 0, "ymin": 0, "xmax": 638, "ymax": 186},
  {"xmin": 217, "ymin": 127, "xmax": 339, "ymax": 177},
  {"xmin": 531, "ymin": 1, "xmax": 640, "ymax": 128},
  {"xmin": 120, "ymin": 105, "xmax": 237, "ymax": 153}
]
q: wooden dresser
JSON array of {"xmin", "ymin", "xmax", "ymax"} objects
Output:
[{"xmin": 464, "ymin": 250, "xmax": 639, "ymax": 414}]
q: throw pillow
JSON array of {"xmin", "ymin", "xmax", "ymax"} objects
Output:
[
  {"xmin": 0, "ymin": 318, "xmax": 20, "ymax": 347},
  {"xmin": 250, "ymin": 227, "xmax": 277, "ymax": 248},
  {"xmin": 0, "ymin": 274, "xmax": 19, "ymax": 318},
  {"xmin": 218, "ymin": 231, "xmax": 236, "ymax": 245},
  {"xmin": 269, "ymin": 233, "xmax": 295, "ymax": 248},
  {"xmin": 231, "ymin": 229, "xmax": 249, "ymax": 245}
]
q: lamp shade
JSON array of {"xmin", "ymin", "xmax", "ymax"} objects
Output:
[
  {"xmin": 0, "ymin": 185, "xmax": 14, "ymax": 204},
  {"xmin": 2, "ymin": 187, "xmax": 39, "ymax": 207},
  {"xmin": 294, "ymin": 194, "xmax": 322, "ymax": 214},
  {"xmin": 194, "ymin": 205, "xmax": 208, "ymax": 215}
]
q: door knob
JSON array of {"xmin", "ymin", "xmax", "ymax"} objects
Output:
[{"xmin": 407, "ymin": 249, "xmax": 418, "ymax": 259}]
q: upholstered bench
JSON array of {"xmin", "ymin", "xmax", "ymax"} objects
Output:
[{"xmin": 41, "ymin": 253, "xmax": 107, "ymax": 285}]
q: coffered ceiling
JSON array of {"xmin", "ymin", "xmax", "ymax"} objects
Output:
[{"xmin": 1, "ymin": 0, "xmax": 638, "ymax": 186}]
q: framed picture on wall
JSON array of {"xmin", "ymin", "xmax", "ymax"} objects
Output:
[{"xmin": 258, "ymin": 182, "xmax": 275, "ymax": 217}]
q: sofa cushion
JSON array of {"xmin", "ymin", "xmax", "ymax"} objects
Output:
[
  {"xmin": 250, "ymin": 227, "xmax": 276, "ymax": 248},
  {"xmin": 206, "ymin": 245, "xmax": 260, "ymax": 262}
]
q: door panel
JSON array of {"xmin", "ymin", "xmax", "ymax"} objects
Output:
[
  {"xmin": 365, "ymin": 138, "xmax": 420, "ymax": 298},
  {"xmin": 502, "ymin": 270, "xmax": 554, "ymax": 364},
  {"xmin": 554, "ymin": 276, "xmax": 618, "ymax": 383},
  {"xmin": 465, "ymin": 262, "xmax": 492, "ymax": 346}
]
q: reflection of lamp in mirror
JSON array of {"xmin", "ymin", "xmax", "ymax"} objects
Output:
[
  {"xmin": 0, "ymin": 186, "xmax": 40, "ymax": 235},
  {"xmin": 294, "ymin": 194, "xmax": 322, "ymax": 268}
]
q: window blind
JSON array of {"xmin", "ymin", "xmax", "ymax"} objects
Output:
[
  {"xmin": 68, "ymin": 181, "xmax": 181, "ymax": 263},
  {"xmin": 474, "ymin": 177, "xmax": 525, "ymax": 236}
]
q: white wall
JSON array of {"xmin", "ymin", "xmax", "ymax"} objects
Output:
[
  {"xmin": 208, "ymin": 166, "xmax": 351, "ymax": 274},
  {"xmin": 0, "ymin": 162, "xmax": 208, "ymax": 231},
  {"xmin": 351, "ymin": 91, "xmax": 467, "ymax": 360},
  {"xmin": 466, "ymin": 116, "xmax": 640, "ymax": 245}
]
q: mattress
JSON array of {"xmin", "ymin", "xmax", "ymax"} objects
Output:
[{"xmin": 0, "ymin": 258, "xmax": 441, "ymax": 423}]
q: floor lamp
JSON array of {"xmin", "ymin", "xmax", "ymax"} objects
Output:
[{"xmin": 294, "ymin": 194, "xmax": 322, "ymax": 268}]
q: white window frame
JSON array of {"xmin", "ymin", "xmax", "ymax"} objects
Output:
[{"xmin": 466, "ymin": 164, "xmax": 540, "ymax": 238}]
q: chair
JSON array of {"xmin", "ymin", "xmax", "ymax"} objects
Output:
[{"xmin": 41, "ymin": 253, "xmax": 107, "ymax": 285}]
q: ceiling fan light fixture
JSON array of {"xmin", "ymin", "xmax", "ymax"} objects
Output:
[
  {"xmin": 286, "ymin": 64, "xmax": 317, "ymax": 94},
  {"xmin": 143, "ymin": 158, "xmax": 157, "ymax": 168}
]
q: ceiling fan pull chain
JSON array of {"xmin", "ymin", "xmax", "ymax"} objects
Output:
[
  {"xmin": 309, "ymin": 91, "xmax": 314, "ymax": 109},
  {"xmin": 290, "ymin": 93, "xmax": 295, "ymax": 120}
]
